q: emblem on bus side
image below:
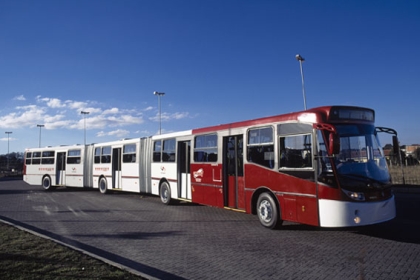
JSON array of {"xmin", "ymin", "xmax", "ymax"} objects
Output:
[{"xmin": 193, "ymin": 168, "xmax": 204, "ymax": 182}]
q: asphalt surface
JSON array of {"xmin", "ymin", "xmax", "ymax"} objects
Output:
[{"xmin": 1, "ymin": 179, "xmax": 420, "ymax": 279}]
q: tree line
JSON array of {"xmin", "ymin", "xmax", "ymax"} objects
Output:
[{"xmin": 0, "ymin": 152, "xmax": 24, "ymax": 173}]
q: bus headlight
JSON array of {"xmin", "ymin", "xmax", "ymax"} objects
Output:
[{"xmin": 345, "ymin": 191, "xmax": 365, "ymax": 201}]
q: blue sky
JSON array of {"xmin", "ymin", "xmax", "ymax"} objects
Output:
[{"xmin": 1, "ymin": 0, "xmax": 419, "ymax": 154}]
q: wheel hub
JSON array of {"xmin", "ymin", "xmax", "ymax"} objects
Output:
[{"xmin": 259, "ymin": 200, "xmax": 272, "ymax": 222}]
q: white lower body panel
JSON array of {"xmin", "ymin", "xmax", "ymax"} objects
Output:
[{"xmin": 319, "ymin": 196, "xmax": 396, "ymax": 227}]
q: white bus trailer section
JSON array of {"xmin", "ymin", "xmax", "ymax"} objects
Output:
[
  {"xmin": 24, "ymin": 145, "xmax": 94, "ymax": 190},
  {"xmin": 150, "ymin": 130, "xmax": 193, "ymax": 203},
  {"xmin": 93, "ymin": 138, "xmax": 148, "ymax": 194},
  {"xmin": 24, "ymin": 131, "xmax": 193, "ymax": 203}
]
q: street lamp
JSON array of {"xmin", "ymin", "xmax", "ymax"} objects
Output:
[
  {"xmin": 153, "ymin": 91, "xmax": 165, "ymax": 134},
  {"xmin": 81, "ymin": 111, "xmax": 90, "ymax": 145},
  {"xmin": 295, "ymin": 54, "xmax": 307, "ymax": 110},
  {"xmin": 37, "ymin": 124, "xmax": 44, "ymax": 148},
  {"xmin": 5, "ymin": 131, "xmax": 12, "ymax": 171}
]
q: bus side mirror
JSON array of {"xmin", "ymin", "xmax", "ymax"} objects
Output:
[
  {"xmin": 328, "ymin": 133, "xmax": 340, "ymax": 155},
  {"xmin": 392, "ymin": 135, "xmax": 400, "ymax": 155}
]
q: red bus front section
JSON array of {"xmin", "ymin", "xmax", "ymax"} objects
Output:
[{"xmin": 189, "ymin": 105, "xmax": 396, "ymax": 228}]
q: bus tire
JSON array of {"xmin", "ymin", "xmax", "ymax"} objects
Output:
[
  {"xmin": 160, "ymin": 182, "xmax": 172, "ymax": 205},
  {"xmin": 99, "ymin": 177, "xmax": 108, "ymax": 194},
  {"xmin": 257, "ymin": 192, "xmax": 282, "ymax": 229},
  {"xmin": 42, "ymin": 176, "xmax": 52, "ymax": 191}
]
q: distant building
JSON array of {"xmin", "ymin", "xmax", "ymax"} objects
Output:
[{"xmin": 402, "ymin": 144, "xmax": 420, "ymax": 156}]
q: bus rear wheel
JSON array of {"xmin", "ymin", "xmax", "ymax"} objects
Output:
[
  {"xmin": 42, "ymin": 176, "xmax": 52, "ymax": 191},
  {"xmin": 257, "ymin": 192, "xmax": 282, "ymax": 229},
  {"xmin": 99, "ymin": 177, "xmax": 108, "ymax": 194},
  {"xmin": 160, "ymin": 182, "xmax": 172, "ymax": 205}
]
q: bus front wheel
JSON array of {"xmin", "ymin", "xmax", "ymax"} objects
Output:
[
  {"xmin": 42, "ymin": 176, "xmax": 52, "ymax": 191},
  {"xmin": 160, "ymin": 182, "xmax": 172, "ymax": 205},
  {"xmin": 99, "ymin": 177, "xmax": 108, "ymax": 194},
  {"xmin": 257, "ymin": 192, "xmax": 282, "ymax": 229}
]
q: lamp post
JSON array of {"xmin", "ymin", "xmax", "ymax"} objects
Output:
[
  {"xmin": 81, "ymin": 111, "xmax": 90, "ymax": 145},
  {"xmin": 153, "ymin": 91, "xmax": 165, "ymax": 134},
  {"xmin": 37, "ymin": 124, "xmax": 44, "ymax": 148},
  {"xmin": 295, "ymin": 54, "xmax": 307, "ymax": 110},
  {"xmin": 5, "ymin": 131, "xmax": 12, "ymax": 171}
]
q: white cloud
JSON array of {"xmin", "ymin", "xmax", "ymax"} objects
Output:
[
  {"xmin": 44, "ymin": 114, "xmax": 66, "ymax": 123},
  {"xmin": 46, "ymin": 120, "xmax": 76, "ymax": 130},
  {"xmin": 65, "ymin": 100, "xmax": 88, "ymax": 110},
  {"xmin": 13, "ymin": 95, "xmax": 26, "ymax": 101},
  {"xmin": 172, "ymin": 112, "xmax": 189, "ymax": 120},
  {"xmin": 103, "ymin": 108, "xmax": 119, "ymax": 115},
  {"xmin": 0, "ymin": 105, "xmax": 45, "ymax": 128},
  {"xmin": 37, "ymin": 97, "xmax": 66, "ymax": 108},
  {"xmin": 0, "ymin": 137, "xmax": 15, "ymax": 142},
  {"xmin": 150, "ymin": 112, "xmax": 189, "ymax": 122},
  {"xmin": 0, "ymin": 96, "xmax": 190, "ymax": 144},
  {"xmin": 96, "ymin": 129, "xmax": 130, "ymax": 138}
]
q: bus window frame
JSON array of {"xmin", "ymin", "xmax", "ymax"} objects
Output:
[
  {"xmin": 279, "ymin": 133, "xmax": 313, "ymax": 170},
  {"xmin": 123, "ymin": 143, "xmax": 137, "ymax": 163},
  {"xmin": 67, "ymin": 149, "xmax": 82, "ymax": 164},
  {"xmin": 247, "ymin": 126, "xmax": 275, "ymax": 169},
  {"xmin": 194, "ymin": 133, "xmax": 218, "ymax": 163}
]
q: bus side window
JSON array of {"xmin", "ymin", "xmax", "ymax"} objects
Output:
[
  {"xmin": 163, "ymin": 139, "xmax": 176, "ymax": 162},
  {"xmin": 123, "ymin": 144, "xmax": 137, "ymax": 163},
  {"xmin": 32, "ymin": 152, "xmax": 41, "ymax": 165},
  {"xmin": 153, "ymin": 140, "xmax": 162, "ymax": 162},
  {"xmin": 94, "ymin": 148, "xmax": 101, "ymax": 164},
  {"xmin": 247, "ymin": 127, "xmax": 274, "ymax": 169},
  {"xmin": 279, "ymin": 134, "xmax": 312, "ymax": 169},
  {"xmin": 194, "ymin": 134, "xmax": 218, "ymax": 162},
  {"xmin": 25, "ymin": 152, "xmax": 32, "ymax": 165},
  {"xmin": 41, "ymin": 151, "xmax": 55, "ymax": 165},
  {"xmin": 67, "ymin": 149, "xmax": 81, "ymax": 164},
  {"xmin": 101, "ymin": 146, "xmax": 111, "ymax": 163}
]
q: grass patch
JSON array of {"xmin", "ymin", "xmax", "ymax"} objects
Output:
[{"xmin": 0, "ymin": 222, "xmax": 145, "ymax": 279}]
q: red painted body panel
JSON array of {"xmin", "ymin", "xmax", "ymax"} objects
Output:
[
  {"xmin": 190, "ymin": 161, "xmax": 330, "ymax": 226},
  {"xmin": 244, "ymin": 164, "xmax": 320, "ymax": 226},
  {"xmin": 317, "ymin": 184, "xmax": 342, "ymax": 200},
  {"xmin": 191, "ymin": 163, "xmax": 223, "ymax": 208}
]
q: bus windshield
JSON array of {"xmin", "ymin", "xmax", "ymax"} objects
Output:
[{"xmin": 333, "ymin": 124, "xmax": 391, "ymax": 186}]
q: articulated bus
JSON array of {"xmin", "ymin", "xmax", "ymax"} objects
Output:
[{"xmin": 24, "ymin": 105, "xmax": 398, "ymax": 229}]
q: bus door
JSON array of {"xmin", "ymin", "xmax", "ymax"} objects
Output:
[
  {"xmin": 223, "ymin": 135, "xmax": 245, "ymax": 210},
  {"xmin": 112, "ymin": 148, "xmax": 122, "ymax": 189},
  {"xmin": 56, "ymin": 152, "xmax": 66, "ymax": 185},
  {"xmin": 177, "ymin": 141, "xmax": 191, "ymax": 199}
]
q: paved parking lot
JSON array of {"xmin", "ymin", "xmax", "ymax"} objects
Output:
[{"xmin": 1, "ymin": 179, "xmax": 420, "ymax": 279}]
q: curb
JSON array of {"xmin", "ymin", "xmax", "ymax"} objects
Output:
[{"xmin": 0, "ymin": 218, "xmax": 156, "ymax": 280}]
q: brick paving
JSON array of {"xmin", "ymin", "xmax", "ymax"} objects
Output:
[{"xmin": 1, "ymin": 179, "xmax": 420, "ymax": 279}]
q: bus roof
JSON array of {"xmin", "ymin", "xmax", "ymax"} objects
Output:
[{"xmin": 191, "ymin": 105, "xmax": 374, "ymax": 134}]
